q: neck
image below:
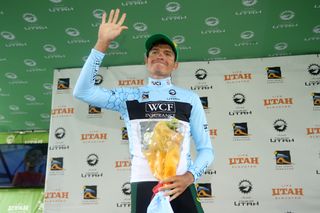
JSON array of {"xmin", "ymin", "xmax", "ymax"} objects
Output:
[{"xmin": 148, "ymin": 77, "xmax": 172, "ymax": 87}]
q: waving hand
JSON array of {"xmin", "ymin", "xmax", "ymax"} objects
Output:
[{"xmin": 94, "ymin": 9, "xmax": 128, "ymax": 52}]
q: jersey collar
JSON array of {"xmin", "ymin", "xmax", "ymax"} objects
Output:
[{"xmin": 148, "ymin": 77, "xmax": 172, "ymax": 88}]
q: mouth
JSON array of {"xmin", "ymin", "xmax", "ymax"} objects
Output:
[{"xmin": 152, "ymin": 61, "xmax": 167, "ymax": 66}]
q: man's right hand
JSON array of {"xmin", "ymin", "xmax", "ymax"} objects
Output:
[{"xmin": 94, "ymin": 8, "xmax": 128, "ymax": 52}]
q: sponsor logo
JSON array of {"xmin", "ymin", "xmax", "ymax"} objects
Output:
[
  {"xmin": 267, "ymin": 66, "xmax": 282, "ymax": 79},
  {"xmin": 224, "ymin": 72, "xmax": 252, "ymax": 83},
  {"xmin": 122, "ymin": 182, "xmax": 131, "ymax": 195},
  {"xmin": 80, "ymin": 131, "xmax": 107, "ymax": 143},
  {"xmin": 87, "ymin": 154, "xmax": 99, "ymax": 166},
  {"xmin": 115, "ymin": 160, "xmax": 131, "ymax": 169},
  {"xmin": 122, "ymin": 127, "xmax": 128, "ymax": 140},
  {"xmin": 274, "ymin": 150, "xmax": 294, "ymax": 170},
  {"xmin": 51, "ymin": 107, "xmax": 74, "ymax": 116},
  {"xmin": 83, "ymin": 185, "xmax": 97, "ymax": 199},
  {"xmin": 270, "ymin": 119, "xmax": 294, "ymax": 143},
  {"xmin": 57, "ymin": 78, "xmax": 70, "ymax": 90},
  {"xmin": 191, "ymin": 69, "xmax": 213, "ymax": 90},
  {"xmin": 234, "ymin": 179, "xmax": 259, "ymax": 206},
  {"xmin": 121, "ymin": 0, "xmax": 148, "ymax": 7},
  {"xmin": 200, "ymin": 97, "xmax": 208, "ymax": 109},
  {"xmin": 81, "ymin": 154, "xmax": 103, "ymax": 178},
  {"xmin": 142, "ymin": 91, "xmax": 149, "ymax": 100},
  {"xmin": 229, "ymin": 154, "xmax": 259, "ymax": 168},
  {"xmin": 229, "ymin": 93, "xmax": 253, "ymax": 116},
  {"xmin": 55, "ymin": 127, "xmax": 66, "ymax": 139},
  {"xmin": 118, "ymin": 79, "xmax": 144, "ymax": 86},
  {"xmin": 233, "ymin": 122, "xmax": 249, "ymax": 136},
  {"xmin": 50, "ymin": 157, "xmax": 63, "ymax": 171},
  {"xmin": 145, "ymin": 102, "xmax": 176, "ymax": 113},
  {"xmin": 272, "ymin": 185, "xmax": 304, "ymax": 199},
  {"xmin": 162, "ymin": 2, "xmax": 187, "ymax": 22},
  {"xmin": 45, "ymin": 191, "xmax": 69, "ymax": 202},
  {"xmin": 312, "ymin": 92, "xmax": 320, "ymax": 106},
  {"xmin": 264, "ymin": 96, "xmax": 293, "ymax": 109},
  {"xmin": 196, "ymin": 183, "xmax": 212, "ymax": 198},
  {"xmin": 88, "ymin": 105, "xmax": 101, "ymax": 114},
  {"xmin": 306, "ymin": 126, "xmax": 320, "ymax": 139}
]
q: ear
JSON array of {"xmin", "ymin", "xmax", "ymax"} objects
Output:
[
  {"xmin": 144, "ymin": 56, "xmax": 148, "ymax": 65},
  {"xmin": 173, "ymin": 62, "xmax": 179, "ymax": 70}
]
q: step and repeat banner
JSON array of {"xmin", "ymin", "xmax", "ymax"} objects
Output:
[{"xmin": 44, "ymin": 54, "xmax": 320, "ymax": 213}]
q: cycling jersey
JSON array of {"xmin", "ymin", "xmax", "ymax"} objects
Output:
[{"xmin": 73, "ymin": 48, "xmax": 214, "ymax": 182}]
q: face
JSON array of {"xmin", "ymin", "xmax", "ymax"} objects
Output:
[{"xmin": 145, "ymin": 44, "xmax": 178, "ymax": 79}]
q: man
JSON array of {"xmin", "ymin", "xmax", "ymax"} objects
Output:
[{"xmin": 73, "ymin": 8, "xmax": 214, "ymax": 213}]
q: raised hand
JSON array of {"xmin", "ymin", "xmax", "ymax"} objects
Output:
[{"xmin": 94, "ymin": 8, "xmax": 128, "ymax": 52}]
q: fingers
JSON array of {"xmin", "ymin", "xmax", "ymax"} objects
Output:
[
  {"xmin": 106, "ymin": 8, "xmax": 127, "ymax": 27},
  {"xmin": 101, "ymin": 12, "xmax": 106, "ymax": 24},
  {"xmin": 107, "ymin": 9, "xmax": 114, "ymax": 23},
  {"xmin": 112, "ymin": 8, "xmax": 120, "ymax": 24},
  {"xmin": 117, "ymin": 13, "xmax": 127, "ymax": 26}
]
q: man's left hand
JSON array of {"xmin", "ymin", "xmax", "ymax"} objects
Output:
[{"xmin": 160, "ymin": 172, "xmax": 194, "ymax": 201}]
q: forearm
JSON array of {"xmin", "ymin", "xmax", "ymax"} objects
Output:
[{"xmin": 73, "ymin": 49, "xmax": 105, "ymax": 102}]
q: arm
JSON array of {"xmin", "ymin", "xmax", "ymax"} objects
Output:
[
  {"xmin": 187, "ymin": 93, "xmax": 214, "ymax": 180},
  {"xmin": 73, "ymin": 9, "xmax": 128, "ymax": 108}
]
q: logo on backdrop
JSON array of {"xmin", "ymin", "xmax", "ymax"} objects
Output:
[
  {"xmin": 1, "ymin": 31, "xmax": 27, "ymax": 48},
  {"xmin": 88, "ymin": 105, "xmax": 102, "ymax": 114},
  {"xmin": 121, "ymin": 127, "xmax": 128, "ymax": 141},
  {"xmin": 45, "ymin": 191, "xmax": 69, "ymax": 203},
  {"xmin": 161, "ymin": 2, "xmax": 187, "ymax": 22},
  {"xmin": 274, "ymin": 150, "xmax": 294, "ymax": 170},
  {"xmin": 118, "ymin": 79, "xmax": 144, "ymax": 86},
  {"xmin": 270, "ymin": 119, "xmax": 295, "ymax": 143},
  {"xmin": 51, "ymin": 106, "xmax": 74, "ymax": 117},
  {"xmin": 115, "ymin": 160, "xmax": 131, "ymax": 170},
  {"xmin": 306, "ymin": 126, "xmax": 320, "ymax": 139},
  {"xmin": 121, "ymin": 1, "xmax": 148, "ymax": 7},
  {"xmin": 50, "ymin": 157, "xmax": 63, "ymax": 171},
  {"xmin": 234, "ymin": 0, "xmax": 262, "ymax": 16},
  {"xmin": 191, "ymin": 69, "xmax": 213, "ymax": 90},
  {"xmin": 266, "ymin": 66, "xmax": 285, "ymax": 83},
  {"xmin": 263, "ymin": 96, "xmax": 294, "ymax": 109},
  {"xmin": 272, "ymin": 10, "xmax": 298, "ymax": 30},
  {"xmin": 200, "ymin": 97, "xmax": 209, "ymax": 110},
  {"xmin": 48, "ymin": 0, "xmax": 74, "ymax": 13},
  {"xmin": 57, "ymin": 78, "xmax": 70, "ymax": 90},
  {"xmin": 65, "ymin": 27, "xmax": 90, "ymax": 45},
  {"xmin": 55, "ymin": 127, "xmax": 66, "ymax": 139},
  {"xmin": 22, "ymin": 13, "xmax": 48, "ymax": 31},
  {"xmin": 80, "ymin": 131, "xmax": 108, "ymax": 144},
  {"xmin": 121, "ymin": 182, "xmax": 131, "ymax": 196},
  {"xmin": 116, "ymin": 182, "xmax": 131, "ymax": 208},
  {"xmin": 272, "ymin": 185, "xmax": 304, "ymax": 200},
  {"xmin": 312, "ymin": 93, "xmax": 320, "ymax": 110},
  {"xmin": 81, "ymin": 154, "xmax": 103, "ymax": 178},
  {"xmin": 234, "ymin": 179, "xmax": 259, "ymax": 207},
  {"xmin": 224, "ymin": 71, "xmax": 252, "ymax": 84},
  {"xmin": 233, "ymin": 122, "xmax": 251, "ymax": 141},
  {"xmin": 229, "ymin": 93, "xmax": 253, "ymax": 116},
  {"xmin": 201, "ymin": 17, "xmax": 226, "ymax": 35},
  {"xmin": 196, "ymin": 183, "xmax": 213, "ymax": 198},
  {"xmin": 83, "ymin": 185, "xmax": 97, "ymax": 200},
  {"xmin": 233, "ymin": 122, "xmax": 249, "ymax": 136},
  {"xmin": 87, "ymin": 153, "xmax": 99, "ymax": 166},
  {"xmin": 229, "ymin": 154, "xmax": 259, "ymax": 169},
  {"xmin": 305, "ymin": 64, "xmax": 320, "ymax": 86},
  {"xmin": 131, "ymin": 22, "xmax": 150, "ymax": 40}
]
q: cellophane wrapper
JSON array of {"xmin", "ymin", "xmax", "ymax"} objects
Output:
[{"xmin": 142, "ymin": 119, "xmax": 184, "ymax": 180}]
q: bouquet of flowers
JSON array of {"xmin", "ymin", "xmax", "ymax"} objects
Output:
[
  {"xmin": 143, "ymin": 118, "xmax": 184, "ymax": 180},
  {"xmin": 143, "ymin": 118, "xmax": 184, "ymax": 213}
]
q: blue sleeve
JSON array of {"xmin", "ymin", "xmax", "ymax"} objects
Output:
[
  {"xmin": 73, "ymin": 49, "xmax": 139, "ymax": 112},
  {"xmin": 187, "ymin": 93, "xmax": 214, "ymax": 181}
]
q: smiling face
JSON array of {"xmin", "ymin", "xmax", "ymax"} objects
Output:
[{"xmin": 145, "ymin": 43, "xmax": 178, "ymax": 79}]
